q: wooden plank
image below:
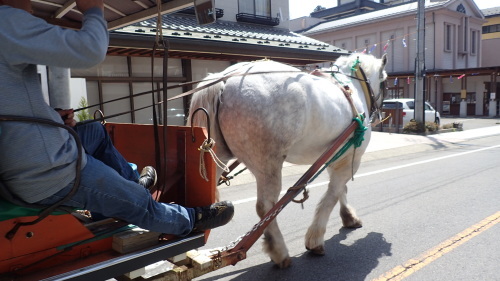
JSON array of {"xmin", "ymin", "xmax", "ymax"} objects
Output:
[{"xmin": 112, "ymin": 228, "xmax": 161, "ymax": 254}]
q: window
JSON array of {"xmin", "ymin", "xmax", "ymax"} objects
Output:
[
  {"xmin": 382, "ymin": 102, "xmax": 403, "ymax": 109},
  {"xmin": 458, "ymin": 17, "xmax": 468, "ymax": 53},
  {"xmin": 444, "ymin": 23, "xmax": 453, "ymax": 52},
  {"xmin": 483, "ymin": 24, "xmax": 500, "ymax": 34},
  {"xmin": 471, "ymin": 30, "xmax": 477, "ymax": 55},
  {"xmin": 406, "ymin": 101, "xmax": 415, "ymax": 110},
  {"xmin": 238, "ymin": 0, "xmax": 270, "ymax": 17}
]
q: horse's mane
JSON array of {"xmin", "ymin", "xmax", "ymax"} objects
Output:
[{"xmin": 335, "ymin": 53, "xmax": 386, "ymax": 79}]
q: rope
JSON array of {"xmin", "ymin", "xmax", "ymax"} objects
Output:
[
  {"xmin": 330, "ymin": 65, "xmax": 351, "ymax": 87},
  {"xmin": 198, "ymin": 138, "xmax": 229, "ymax": 181},
  {"xmin": 289, "ymin": 184, "xmax": 309, "ymax": 208},
  {"xmin": 155, "ymin": 1, "xmax": 164, "ymax": 44},
  {"xmin": 351, "ymin": 57, "xmax": 361, "ymax": 75},
  {"xmin": 379, "ymin": 113, "xmax": 392, "ymax": 124},
  {"xmin": 218, "ymin": 167, "xmax": 248, "ymax": 186},
  {"xmin": 308, "ymin": 116, "xmax": 367, "ymax": 184}
]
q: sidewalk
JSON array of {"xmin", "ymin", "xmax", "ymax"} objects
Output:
[
  {"xmin": 367, "ymin": 124, "xmax": 500, "ymax": 153},
  {"xmin": 368, "ymin": 116, "xmax": 500, "ymax": 153},
  {"xmin": 223, "ymin": 118, "xmax": 500, "ymax": 186}
]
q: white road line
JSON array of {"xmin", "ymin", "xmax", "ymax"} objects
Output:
[
  {"xmin": 232, "ymin": 144, "xmax": 500, "ymax": 206},
  {"xmin": 356, "ymin": 143, "xmax": 500, "ymax": 178}
]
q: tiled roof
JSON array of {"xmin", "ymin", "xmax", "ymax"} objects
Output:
[
  {"xmin": 114, "ymin": 14, "xmax": 347, "ymax": 53},
  {"xmin": 482, "ymin": 6, "xmax": 500, "ymax": 17},
  {"xmin": 304, "ymin": 0, "xmax": 451, "ymax": 35}
]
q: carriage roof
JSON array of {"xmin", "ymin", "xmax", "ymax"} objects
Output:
[{"xmin": 30, "ymin": 0, "xmax": 192, "ymax": 30}]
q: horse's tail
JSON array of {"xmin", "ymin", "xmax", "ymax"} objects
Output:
[{"xmin": 187, "ymin": 72, "xmax": 226, "ymax": 136}]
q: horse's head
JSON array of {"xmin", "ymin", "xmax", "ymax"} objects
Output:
[{"xmin": 335, "ymin": 53, "xmax": 388, "ymax": 123}]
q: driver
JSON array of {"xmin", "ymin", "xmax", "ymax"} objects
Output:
[{"xmin": 0, "ymin": 0, "xmax": 234, "ymax": 236}]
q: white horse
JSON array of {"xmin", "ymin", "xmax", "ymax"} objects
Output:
[{"xmin": 188, "ymin": 53, "xmax": 388, "ymax": 268}]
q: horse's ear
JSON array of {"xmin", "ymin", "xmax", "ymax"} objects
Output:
[{"xmin": 381, "ymin": 54, "xmax": 388, "ymax": 67}]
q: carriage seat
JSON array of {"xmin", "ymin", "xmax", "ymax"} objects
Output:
[{"xmin": 0, "ymin": 180, "xmax": 72, "ymax": 222}]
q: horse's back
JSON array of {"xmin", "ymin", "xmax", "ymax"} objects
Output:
[{"xmin": 217, "ymin": 60, "xmax": 364, "ymax": 165}]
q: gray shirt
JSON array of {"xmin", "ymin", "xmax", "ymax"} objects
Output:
[{"xmin": 0, "ymin": 6, "xmax": 109, "ymax": 203}]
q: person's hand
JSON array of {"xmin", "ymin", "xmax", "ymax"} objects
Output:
[
  {"xmin": 75, "ymin": 0, "xmax": 104, "ymax": 14},
  {"xmin": 57, "ymin": 109, "xmax": 77, "ymax": 127}
]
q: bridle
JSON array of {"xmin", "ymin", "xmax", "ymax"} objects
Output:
[
  {"xmin": 328, "ymin": 62, "xmax": 386, "ymax": 124},
  {"xmin": 353, "ymin": 66, "xmax": 386, "ymax": 124}
]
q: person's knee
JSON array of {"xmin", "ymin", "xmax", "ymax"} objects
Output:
[{"xmin": 82, "ymin": 122, "xmax": 107, "ymax": 140}]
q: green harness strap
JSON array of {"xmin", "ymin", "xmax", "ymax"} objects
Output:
[{"xmin": 308, "ymin": 116, "xmax": 367, "ymax": 184}]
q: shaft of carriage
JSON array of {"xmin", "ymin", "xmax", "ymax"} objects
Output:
[{"xmin": 194, "ymin": 120, "xmax": 361, "ymax": 271}]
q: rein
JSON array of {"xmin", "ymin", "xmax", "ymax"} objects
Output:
[
  {"xmin": 74, "ymin": 63, "xmax": 381, "ymax": 128},
  {"xmin": 328, "ymin": 63, "xmax": 381, "ymax": 119},
  {"xmin": 212, "ymin": 63, "xmax": 381, "ymax": 184},
  {"xmin": 72, "ymin": 70, "xmax": 306, "ymax": 127}
]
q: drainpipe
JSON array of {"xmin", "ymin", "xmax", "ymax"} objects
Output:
[{"xmin": 433, "ymin": 12, "xmax": 436, "ymax": 73}]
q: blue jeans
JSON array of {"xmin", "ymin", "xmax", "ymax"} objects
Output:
[
  {"xmin": 75, "ymin": 122, "xmax": 138, "ymax": 182},
  {"xmin": 37, "ymin": 123, "xmax": 196, "ymax": 236}
]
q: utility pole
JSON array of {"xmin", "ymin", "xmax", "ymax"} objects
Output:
[{"xmin": 414, "ymin": 0, "xmax": 426, "ymax": 130}]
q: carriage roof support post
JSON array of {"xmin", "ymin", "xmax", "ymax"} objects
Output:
[
  {"xmin": 217, "ymin": 120, "xmax": 361, "ymax": 267},
  {"xmin": 48, "ymin": 66, "xmax": 71, "ymax": 109}
]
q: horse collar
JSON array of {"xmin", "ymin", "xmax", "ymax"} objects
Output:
[{"xmin": 353, "ymin": 67, "xmax": 378, "ymax": 117}]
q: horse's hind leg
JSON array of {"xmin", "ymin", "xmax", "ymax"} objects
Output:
[
  {"xmin": 305, "ymin": 178, "xmax": 343, "ymax": 255},
  {"xmin": 253, "ymin": 168, "xmax": 291, "ymax": 268},
  {"xmin": 337, "ymin": 156, "xmax": 362, "ymax": 228},
  {"xmin": 339, "ymin": 188, "xmax": 362, "ymax": 228},
  {"xmin": 305, "ymin": 156, "xmax": 362, "ymax": 255}
]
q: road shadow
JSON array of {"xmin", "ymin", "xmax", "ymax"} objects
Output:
[{"xmin": 198, "ymin": 228, "xmax": 392, "ymax": 281}]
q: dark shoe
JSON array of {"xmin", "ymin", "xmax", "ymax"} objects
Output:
[
  {"xmin": 193, "ymin": 201, "xmax": 234, "ymax": 232},
  {"xmin": 138, "ymin": 166, "xmax": 157, "ymax": 189}
]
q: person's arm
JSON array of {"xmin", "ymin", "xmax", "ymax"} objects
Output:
[{"xmin": 0, "ymin": 3, "xmax": 108, "ymax": 69}]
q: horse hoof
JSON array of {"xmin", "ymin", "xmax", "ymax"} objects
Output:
[
  {"xmin": 307, "ymin": 245, "xmax": 325, "ymax": 256},
  {"xmin": 275, "ymin": 257, "xmax": 292, "ymax": 269},
  {"xmin": 342, "ymin": 218, "xmax": 363, "ymax": 228},
  {"xmin": 343, "ymin": 221, "xmax": 362, "ymax": 228}
]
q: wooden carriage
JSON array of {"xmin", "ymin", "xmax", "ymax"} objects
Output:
[{"xmin": 0, "ymin": 123, "xmax": 217, "ymax": 280}]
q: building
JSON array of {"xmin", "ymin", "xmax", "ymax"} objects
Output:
[
  {"xmin": 481, "ymin": 7, "xmax": 500, "ymax": 67},
  {"xmin": 294, "ymin": 0, "xmax": 500, "ymax": 117},
  {"xmin": 63, "ymin": 0, "xmax": 349, "ymax": 126}
]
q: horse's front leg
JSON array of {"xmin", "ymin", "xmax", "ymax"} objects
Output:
[
  {"xmin": 254, "ymin": 170, "xmax": 291, "ymax": 268},
  {"xmin": 305, "ymin": 156, "xmax": 362, "ymax": 255}
]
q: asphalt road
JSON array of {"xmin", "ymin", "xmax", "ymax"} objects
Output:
[{"xmin": 195, "ymin": 132, "xmax": 500, "ymax": 281}]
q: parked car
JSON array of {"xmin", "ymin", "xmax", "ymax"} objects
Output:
[{"xmin": 381, "ymin": 98, "xmax": 441, "ymax": 126}]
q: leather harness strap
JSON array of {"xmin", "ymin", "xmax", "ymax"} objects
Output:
[
  {"xmin": 354, "ymin": 67, "xmax": 376, "ymax": 116},
  {"xmin": 212, "ymin": 64, "xmax": 378, "ymax": 184}
]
